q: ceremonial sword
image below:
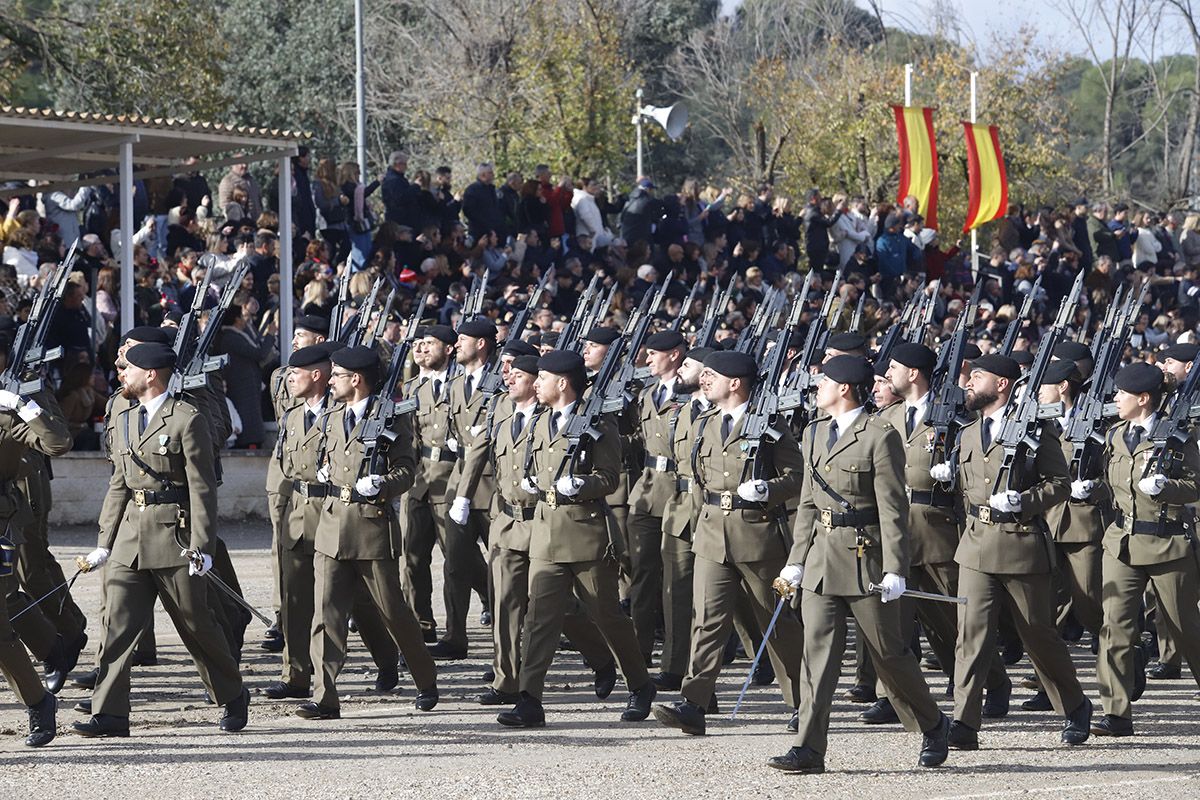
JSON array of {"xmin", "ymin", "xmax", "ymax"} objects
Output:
[
  {"xmin": 730, "ymin": 577, "xmax": 794, "ymax": 720},
  {"xmin": 183, "ymin": 549, "xmax": 273, "ymax": 626},
  {"xmin": 868, "ymin": 583, "xmax": 967, "ymax": 605}
]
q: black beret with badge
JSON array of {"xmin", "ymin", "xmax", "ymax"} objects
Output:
[
  {"xmin": 458, "ymin": 318, "xmax": 498, "ymax": 339},
  {"xmin": 295, "ymin": 314, "xmax": 330, "ymax": 335},
  {"xmin": 331, "ymin": 345, "xmax": 379, "ymax": 372},
  {"xmin": 821, "ymin": 354, "xmax": 874, "ymax": 385},
  {"xmin": 538, "ymin": 350, "xmax": 585, "ymax": 375},
  {"xmin": 125, "ymin": 342, "xmax": 177, "ymax": 370},
  {"xmin": 890, "ymin": 342, "xmax": 936, "ymax": 372},
  {"xmin": 970, "ymin": 353, "xmax": 1020, "ymax": 380},
  {"xmin": 511, "ymin": 355, "xmax": 540, "ymax": 376},
  {"xmin": 703, "ymin": 350, "xmax": 757, "ymax": 379},
  {"xmin": 645, "ymin": 330, "xmax": 685, "ymax": 351},
  {"xmin": 1114, "ymin": 362, "xmax": 1164, "ymax": 394},
  {"xmin": 584, "ymin": 327, "xmax": 621, "ymax": 346},
  {"xmin": 123, "ymin": 326, "xmax": 173, "ymax": 345},
  {"xmin": 424, "ymin": 324, "xmax": 457, "ymax": 345},
  {"xmin": 288, "ymin": 344, "xmax": 331, "ymax": 368}
]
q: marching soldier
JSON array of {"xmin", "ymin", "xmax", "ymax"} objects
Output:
[
  {"xmin": 930, "ymin": 353, "xmax": 1091, "ymax": 750},
  {"xmin": 299, "ymin": 345, "xmax": 437, "ymax": 720},
  {"xmin": 655, "ymin": 350, "xmax": 803, "ymax": 737},
  {"xmin": 74, "ymin": 343, "xmax": 248, "ymax": 737},
  {"xmin": 1092, "ymin": 362, "xmax": 1200, "ymax": 736},
  {"xmin": 770, "ymin": 355, "xmax": 949, "ymax": 774},
  {"xmin": 496, "ymin": 350, "xmax": 655, "ymax": 727}
]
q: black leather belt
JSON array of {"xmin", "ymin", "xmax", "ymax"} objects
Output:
[
  {"xmin": 646, "ymin": 455, "xmax": 677, "ymax": 472},
  {"xmin": 130, "ymin": 487, "xmax": 185, "ymax": 507},
  {"xmin": 676, "ymin": 477, "xmax": 692, "ymax": 494},
  {"xmin": 817, "ymin": 508, "xmax": 880, "ymax": 528},
  {"xmin": 500, "ymin": 500, "xmax": 535, "ymax": 521},
  {"xmin": 968, "ymin": 503, "xmax": 1018, "ymax": 524},
  {"xmin": 1114, "ymin": 510, "xmax": 1192, "ymax": 538},
  {"xmin": 332, "ymin": 485, "xmax": 383, "ymax": 505},
  {"xmin": 420, "ymin": 445, "xmax": 458, "ymax": 463},
  {"xmin": 292, "ymin": 480, "xmax": 329, "ymax": 499},
  {"xmin": 703, "ymin": 491, "xmax": 759, "ymax": 510},
  {"xmin": 541, "ymin": 490, "xmax": 589, "ymax": 510},
  {"xmin": 908, "ymin": 488, "xmax": 954, "ymax": 508}
]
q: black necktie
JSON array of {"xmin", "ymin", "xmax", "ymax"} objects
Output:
[
  {"xmin": 827, "ymin": 420, "xmax": 839, "ymax": 452},
  {"xmin": 654, "ymin": 384, "xmax": 666, "ymax": 409},
  {"xmin": 138, "ymin": 407, "xmax": 147, "ymax": 437},
  {"xmin": 304, "ymin": 410, "xmax": 314, "ymax": 434},
  {"xmin": 550, "ymin": 411, "xmax": 560, "ymax": 439},
  {"xmin": 906, "ymin": 406, "xmax": 916, "ymax": 438},
  {"xmin": 433, "ymin": 378, "xmax": 442, "ymax": 399},
  {"xmin": 982, "ymin": 417, "xmax": 993, "ymax": 450},
  {"xmin": 345, "ymin": 409, "xmax": 356, "ymax": 438},
  {"xmin": 512, "ymin": 410, "xmax": 525, "ymax": 440},
  {"xmin": 720, "ymin": 414, "xmax": 732, "ymax": 441},
  {"xmin": 464, "ymin": 374, "xmax": 474, "ymax": 401},
  {"xmin": 691, "ymin": 399, "xmax": 702, "ymax": 422},
  {"xmin": 1125, "ymin": 425, "xmax": 1143, "ymax": 453}
]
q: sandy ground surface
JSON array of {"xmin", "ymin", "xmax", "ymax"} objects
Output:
[{"xmin": 2, "ymin": 521, "xmax": 1199, "ymax": 799}]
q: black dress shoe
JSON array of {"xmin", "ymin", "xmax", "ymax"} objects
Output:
[
  {"xmin": 1061, "ymin": 697, "xmax": 1092, "ymax": 745},
  {"xmin": 752, "ymin": 657, "xmax": 775, "ymax": 686},
  {"xmin": 348, "ymin": 616, "xmax": 359, "ymax": 633},
  {"xmin": 482, "ymin": 668, "xmax": 496, "ymax": 682},
  {"xmin": 861, "ymin": 697, "xmax": 900, "ymax": 725},
  {"xmin": 1147, "ymin": 661, "xmax": 1181, "ymax": 680},
  {"xmin": 73, "ymin": 713, "xmax": 130, "ymax": 738},
  {"xmin": 263, "ymin": 681, "xmax": 311, "ymax": 700},
  {"xmin": 594, "ymin": 662, "xmax": 617, "ymax": 699},
  {"xmin": 479, "ymin": 687, "xmax": 519, "ymax": 706},
  {"xmin": 652, "ymin": 700, "xmax": 706, "ymax": 735},
  {"xmin": 74, "ymin": 698, "xmax": 91, "ymax": 714},
  {"xmin": 498, "ymin": 693, "xmax": 545, "ymax": 727},
  {"xmin": 982, "ymin": 678, "xmax": 1012, "ymax": 718},
  {"xmin": 652, "ymin": 671, "xmax": 683, "ymax": 691},
  {"xmin": 786, "ymin": 710, "xmax": 799, "ymax": 732},
  {"xmin": 621, "ymin": 681, "xmax": 656, "ymax": 721},
  {"xmin": 480, "ymin": 609, "xmax": 493, "ymax": 626},
  {"xmin": 415, "ymin": 685, "xmax": 439, "ymax": 711},
  {"xmin": 919, "ymin": 713, "xmax": 950, "ymax": 767},
  {"xmin": 1091, "ymin": 713, "xmax": 1134, "ymax": 737},
  {"xmin": 74, "ymin": 668, "xmax": 99, "ymax": 689},
  {"xmin": 45, "ymin": 632, "xmax": 87, "ymax": 695},
  {"xmin": 26, "ymin": 692, "xmax": 56, "ymax": 747},
  {"xmin": 421, "ymin": 625, "xmax": 438, "ymax": 644},
  {"xmin": 264, "ymin": 623, "xmax": 282, "ymax": 640},
  {"xmin": 220, "ymin": 687, "xmax": 250, "ymax": 732},
  {"xmin": 766, "ymin": 745, "xmax": 824, "ymax": 774},
  {"xmin": 295, "ymin": 702, "xmax": 340, "ymax": 720},
  {"xmin": 1022, "ymin": 690, "xmax": 1052, "ymax": 711},
  {"xmin": 948, "ymin": 720, "xmax": 978, "ymax": 750},
  {"xmin": 375, "ymin": 666, "xmax": 399, "ymax": 693},
  {"xmin": 844, "ymin": 684, "xmax": 876, "ymax": 703},
  {"xmin": 707, "ymin": 694, "xmax": 719, "ymax": 714},
  {"xmin": 260, "ymin": 636, "xmax": 284, "ymax": 653},
  {"xmin": 427, "ymin": 641, "xmax": 467, "ymax": 660}
]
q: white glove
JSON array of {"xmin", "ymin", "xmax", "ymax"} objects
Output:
[
  {"xmin": 181, "ymin": 549, "xmax": 212, "ymax": 576},
  {"xmin": 444, "ymin": 437, "xmax": 459, "ymax": 453},
  {"xmin": 355, "ymin": 474, "xmax": 383, "ymax": 497},
  {"xmin": 449, "ymin": 497, "xmax": 471, "ymax": 525},
  {"xmin": 988, "ymin": 490, "xmax": 1022, "ymax": 513},
  {"xmin": 930, "ymin": 462, "xmax": 953, "ymax": 482},
  {"xmin": 737, "ymin": 480, "xmax": 769, "ymax": 502},
  {"xmin": 316, "ymin": 465, "xmax": 330, "ymax": 483},
  {"xmin": 779, "ymin": 564, "xmax": 804, "ymax": 588},
  {"xmin": 0, "ymin": 389, "xmax": 20, "ymax": 410},
  {"xmin": 878, "ymin": 572, "xmax": 906, "ymax": 603},
  {"xmin": 1070, "ymin": 479, "xmax": 1096, "ymax": 500},
  {"xmin": 1138, "ymin": 474, "xmax": 1167, "ymax": 496},
  {"xmin": 84, "ymin": 547, "xmax": 110, "ymax": 569},
  {"xmin": 520, "ymin": 477, "xmax": 540, "ymax": 495},
  {"xmin": 555, "ymin": 476, "xmax": 584, "ymax": 497}
]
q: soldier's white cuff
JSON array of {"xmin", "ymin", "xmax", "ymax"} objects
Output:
[{"xmin": 17, "ymin": 399, "xmax": 42, "ymax": 422}]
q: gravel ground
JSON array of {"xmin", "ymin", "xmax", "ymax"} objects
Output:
[{"xmin": 2, "ymin": 521, "xmax": 1199, "ymax": 798}]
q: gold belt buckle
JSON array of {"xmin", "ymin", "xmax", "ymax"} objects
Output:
[
  {"xmin": 719, "ymin": 491, "xmax": 733, "ymax": 511},
  {"xmin": 132, "ymin": 488, "xmax": 147, "ymax": 507},
  {"xmin": 820, "ymin": 508, "xmax": 833, "ymax": 528},
  {"xmin": 545, "ymin": 490, "xmax": 558, "ymax": 510},
  {"xmin": 429, "ymin": 446, "xmax": 441, "ymax": 461},
  {"xmin": 339, "ymin": 485, "xmax": 353, "ymax": 504},
  {"xmin": 978, "ymin": 505, "xmax": 992, "ymax": 524},
  {"xmin": 1123, "ymin": 515, "xmax": 1134, "ymax": 533}
]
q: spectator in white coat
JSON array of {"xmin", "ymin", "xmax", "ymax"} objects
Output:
[{"xmin": 571, "ymin": 177, "xmax": 612, "ymax": 248}]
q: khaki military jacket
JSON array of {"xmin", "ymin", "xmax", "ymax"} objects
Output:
[
  {"xmin": 953, "ymin": 416, "xmax": 1069, "ymax": 575},
  {"xmin": 1045, "ymin": 413, "xmax": 1112, "ymax": 545},
  {"xmin": 0, "ymin": 389, "xmax": 72, "ymax": 540},
  {"xmin": 791, "ymin": 412, "xmax": 910, "ymax": 596},
  {"xmin": 662, "ymin": 398, "xmax": 709, "ymax": 540},
  {"xmin": 444, "ymin": 368, "xmax": 495, "ymax": 507},
  {"xmin": 98, "ymin": 395, "xmax": 217, "ymax": 570},
  {"xmin": 692, "ymin": 410, "xmax": 803, "ymax": 565},
  {"xmin": 629, "ymin": 380, "xmax": 689, "ymax": 516},
  {"xmin": 470, "ymin": 395, "xmax": 539, "ymax": 552},
  {"xmin": 280, "ymin": 399, "xmax": 332, "ymax": 555},
  {"xmin": 265, "ymin": 365, "xmax": 297, "ymax": 496},
  {"xmin": 410, "ymin": 374, "xmax": 456, "ymax": 504}
]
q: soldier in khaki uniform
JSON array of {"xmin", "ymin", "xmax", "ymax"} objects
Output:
[
  {"xmin": 496, "ymin": 350, "xmax": 655, "ymax": 727},
  {"xmin": 655, "ymin": 350, "xmax": 803, "ymax": 737},
  {"xmin": 769, "ymin": 355, "xmax": 949, "ymax": 774},
  {"xmin": 299, "ymin": 345, "xmax": 437, "ymax": 720},
  {"xmin": 1091, "ymin": 363, "xmax": 1200, "ymax": 736},
  {"xmin": 74, "ymin": 343, "xmax": 248, "ymax": 738},
  {"xmin": 931, "ymin": 353, "xmax": 1091, "ymax": 750}
]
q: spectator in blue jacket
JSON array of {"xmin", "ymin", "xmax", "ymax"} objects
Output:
[{"xmin": 875, "ymin": 212, "xmax": 923, "ymax": 298}]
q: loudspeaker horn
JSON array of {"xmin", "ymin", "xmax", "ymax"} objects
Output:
[{"xmin": 641, "ymin": 103, "xmax": 688, "ymax": 141}]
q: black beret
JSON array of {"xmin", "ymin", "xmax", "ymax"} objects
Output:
[
  {"xmin": 873, "ymin": 360, "xmax": 889, "ymax": 378},
  {"xmin": 458, "ymin": 318, "xmax": 498, "ymax": 339},
  {"xmin": 502, "ymin": 339, "xmax": 538, "ymax": 358},
  {"xmin": 539, "ymin": 331, "xmax": 560, "ymax": 347},
  {"xmin": 289, "ymin": 344, "xmax": 331, "ymax": 368},
  {"xmin": 423, "ymin": 324, "xmax": 457, "ymax": 345},
  {"xmin": 164, "ymin": 308, "xmax": 184, "ymax": 324},
  {"xmin": 1011, "ymin": 349, "xmax": 1034, "ymax": 367},
  {"xmin": 1114, "ymin": 362, "xmax": 1164, "ymax": 394},
  {"xmin": 1039, "ymin": 358, "xmax": 1079, "ymax": 384},
  {"xmin": 295, "ymin": 314, "xmax": 330, "ymax": 335},
  {"xmin": 584, "ymin": 327, "xmax": 620, "ymax": 345},
  {"xmin": 962, "ymin": 343, "xmax": 982, "ymax": 360},
  {"xmin": 539, "ymin": 350, "xmax": 584, "ymax": 375},
  {"xmin": 703, "ymin": 350, "xmax": 757, "ymax": 379},
  {"xmin": 970, "ymin": 353, "xmax": 1020, "ymax": 380},
  {"xmin": 1163, "ymin": 342, "xmax": 1200, "ymax": 362},
  {"xmin": 645, "ymin": 330, "xmax": 685, "ymax": 351},
  {"xmin": 685, "ymin": 346, "xmax": 714, "ymax": 363},
  {"xmin": 511, "ymin": 355, "xmax": 540, "ymax": 376},
  {"xmin": 714, "ymin": 338, "xmax": 738, "ymax": 351},
  {"xmin": 1053, "ymin": 341, "xmax": 1093, "ymax": 362},
  {"xmin": 821, "ymin": 354, "xmax": 874, "ymax": 385},
  {"xmin": 322, "ymin": 341, "xmax": 346, "ymax": 357},
  {"xmin": 125, "ymin": 342, "xmax": 176, "ymax": 370},
  {"xmin": 331, "ymin": 345, "xmax": 379, "ymax": 372},
  {"xmin": 827, "ymin": 332, "xmax": 867, "ymax": 352},
  {"xmin": 787, "ymin": 332, "xmax": 806, "ymax": 351},
  {"xmin": 891, "ymin": 342, "xmax": 936, "ymax": 371},
  {"xmin": 124, "ymin": 326, "xmax": 173, "ymax": 345}
]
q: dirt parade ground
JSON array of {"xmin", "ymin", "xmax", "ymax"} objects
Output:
[{"xmin": 0, "ymin": 521, "xmax": 1198, "ymax": 799}]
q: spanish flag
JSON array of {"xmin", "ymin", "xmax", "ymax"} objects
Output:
[
  {"xmin": 962, "ymin": 122, "xmax": 1008, "ymax": 232},
  {"xmin": 892, "ymin": 105, "xmax": 939, "ymax": 230}
]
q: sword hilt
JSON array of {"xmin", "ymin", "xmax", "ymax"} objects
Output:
[{"xmin": 771, "ymin": 577, "xmax": 797, "ymax": 599}]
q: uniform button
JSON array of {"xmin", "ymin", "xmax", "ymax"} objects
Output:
[
  {"xmin": 985, "ymin": 477, "xmax": 991, "ymax": 483},
  {"xmin": 983, "ymin": 457, "xmax": 989, "ymax": 463},
  {"xmin": 825, "ymin": 466, "xmax": 831, "ymax": 472},
  {"xmin": 139, "ymin": 470, "xmax": 146, "ymax": 476},
  {"xmin": 723, "ymin": 471, "xmax": 729, "ymax": 477}
]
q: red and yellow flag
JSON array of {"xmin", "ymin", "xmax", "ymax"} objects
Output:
[
  {"xmin": 891, "ymin": 105, "xmax": 939, "ymax": 230},
  {"xmin": 962, "ymin": 122, "xmax": 1008, "ymax": 233}
]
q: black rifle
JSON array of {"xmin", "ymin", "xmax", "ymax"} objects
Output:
[
  {"xmin": 694, "ymin": 274, "xmax": 736, "ymax": 348},
  {"xmin": 735, "ymin": 287, "xmax": 782, "ymax": 357},
  {"xmin": 849, "ymin": 290, "xmax": 866, "ymax": 332},
  {"xmin": 872, "ymin": 285, "xmax": 924, "ymax": 371},
  {"xmin": 471, "ymin": 268, "xmax": 555, "ymax": 420},
  {"xmin": 328, "ymin": 268, "xmax": 352, "ymax": 343},
  {"xmin": 0, "ymin": 240, "xmax": 78, "ymax": 395},
  {"xmin": 928, "ymin": 281, "xmax": 984, "ymax": 483},
  {"xmin": 999, "ymin": 274, "xmax": 1042, "ymax": 357},
  {"xmin": 556, "ymin": 272, "xmax": 602, "ymax": 353},
  {"xmin": 673, "ymin": 276, "xmax": 703, "ymax": 333},
  {"xmin": 168, "ymin": 258, "xmax": 251, "ymax": 396},
  {"xmin": 343, "ymin": 276, "xmax": 385, "ymax": 349},
  {"xmin": 994, "ymin": 270, "xmax": 1084, "ymax": 491},
  {"xmin": 905, "ymin": 279, "xmax": 940, "ymax": 345},
  {"xmin": 462, "ymin": 270, "xmax": 490, "ymax": 321},
  {"xmin": 600, "ymin": 274, "xmax": 673, "ymax": 415}
]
